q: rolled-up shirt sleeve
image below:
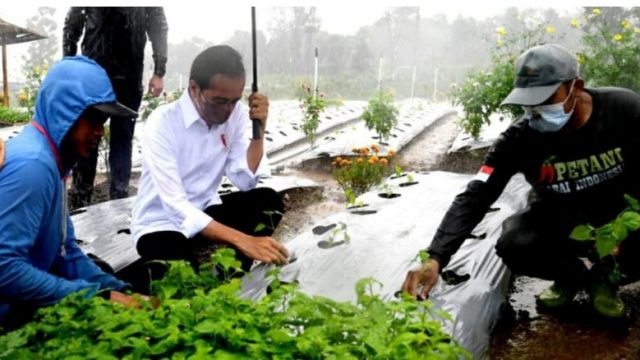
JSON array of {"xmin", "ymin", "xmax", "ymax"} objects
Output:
[
  {"xmin": 142, "ymin": 112, "xmax": 213, "ymax": 238},
  {"xmin": 224, "ymin": 109, "xmax": 270, "ymax": 191}
]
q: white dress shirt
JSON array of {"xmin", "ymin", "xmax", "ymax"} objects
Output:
[{"xmin": 131, "ymin": 91, "xmax": 269, "ymax": 242}]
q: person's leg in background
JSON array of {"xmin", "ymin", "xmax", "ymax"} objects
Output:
[
  {"xmin": 204, "ymin": 187, "xmax": 285, "ymax": 271},
  {"xmin": 69, "ymin": 145, "xmax": 99, "ymax": 209},
  {"xmin": 109, "ymin": 80, "xmax": 143, "ymax": 200}
]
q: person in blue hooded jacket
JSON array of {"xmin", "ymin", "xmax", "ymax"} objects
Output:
[{"xmin": 0, "ymin": 56, "xmax": 140, "ymax": 329}]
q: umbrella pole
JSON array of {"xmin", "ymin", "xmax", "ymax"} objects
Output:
[
  {"xmin": 2, "ymin": 44, "xmax": 8, "ymax": 107},
  {"xmin": 250, "ymin": 7, "xmax": 261, "ymax": 140}
]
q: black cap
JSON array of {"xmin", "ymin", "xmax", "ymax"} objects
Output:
[
  {"xmin": 92, "ymin": 102, "xmax": 138, "ymax": 118},
  {"xmin": 501, "ymin": 44, "xmax": 578, "ymax": 106}
]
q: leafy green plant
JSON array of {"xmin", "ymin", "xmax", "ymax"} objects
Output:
[
  {"xmin": 20, "ymin": 64, "xmax": 48, "ymax": 119},
  {"xmin": 140, "ymin": 93, "xmax": 161, "ymax": 121},
  {"xmin": 298, "ymin": 83, "xmax": 326, "ymax": 146},
  {"xmin": 576, "ymin": 7, "xmax": 640, "ymax": 93},
  {"xmin": 0, "ymin": 248, "xmax": 470, "ymax": 359},
  {"xmin": 254, "ymin": 209, "xmax": 284, "ymax": 233},
  {"xmin": 362, "ymin": 92, "xmax": 399, "ymax": 144},
  {"xmin": 332, "ymin": 144, "xmax": 396, "ymax": 198},
  {"xmin": 170, "ymin": 88, "xmax": 184, "ymax": 102},
  {"xmin": 570, "ymin": 194, "xmax": 640, "ymax": 284},
  {"xmin": 449, "ymin": 12, "xmax": 560, "ymax": 138},
  {"xmin": 0, "ymin": 106, "xmax": 29, "ymax": 125}
]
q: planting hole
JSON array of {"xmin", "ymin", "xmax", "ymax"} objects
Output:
[
  {"xmin": 351, "ymin": 210, "xmax": 377, "ymax": 215},
  {"xmin": 69, "ymin": 208, "xmax": 87, "ymax": 216},
  {"xmin": 441, "ymin": 270, "xmax": 471, "ymax": 285},
  {"xmin": 399, "ymin": 181, "xmax": 419, "ymax": 187},
  {"xmin": 312, "ymin": 223, "xmax": 337, "ymax": 235},
  {"xmin": 117, "ymin": 228, "xmax": 131, "ymax": 235},
  {"xmin": 346, "ymin": 203, "xmax": 369, "ymax": 209},
  {"xmin": 390, "ymin": 173, "xmax": 407, "ymax": 179},
  {"xmin": 468, "ymin": 233, "xmax": 487, "ymax": 240},
  {"xmin": 317, "ymin": 240, "xmax": 346, "ymax": 249},
  {"xmin": 378, "ymin": 193, "xmax": 401, "ymax": 199}
]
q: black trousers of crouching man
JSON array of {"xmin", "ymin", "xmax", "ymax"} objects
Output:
[
  {"xmin": 494, "ymin": 201, "xmax": 640, "ymax": 287},
  {"xmin": 135, "ymin": 188, "xmax": 284, "ymax": 289}
]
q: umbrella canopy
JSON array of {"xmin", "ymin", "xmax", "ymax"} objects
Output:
[{"xmin": 0, "ymin": 17, "xmax": 47, "ymax": 106}]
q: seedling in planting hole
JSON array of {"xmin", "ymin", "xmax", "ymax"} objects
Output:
[
  {"xmin": 395, "ymin": 164, "xmax": 404, "ymax": 177},
  {"xmin": 329, "ymin": 222, "xmax": 350, "ymax": 245},
  {"xmin": 254, "ymin": 209, "xmax": 284, "ymax": 233},
  {"xmin": 344, "ymin": 187, "xmax": 365, "ymax": 208}
]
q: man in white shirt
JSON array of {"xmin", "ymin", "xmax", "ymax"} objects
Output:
[{"xmin": 131, "ymin": 45, "xmax": 289, "ymax": 276}]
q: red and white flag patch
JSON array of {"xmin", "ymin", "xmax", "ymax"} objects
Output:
[{"xmin": 473, "ymin": 165, "xmax": 494, "ymax": 182}]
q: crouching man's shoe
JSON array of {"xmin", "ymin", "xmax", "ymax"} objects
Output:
[
  {"xmin": 535, "ymin": 282, "xmax": 578, "ymax": 309},
  {"xmin": 590, "ymin": 281, "xmax": 625, "ymax": 318}
]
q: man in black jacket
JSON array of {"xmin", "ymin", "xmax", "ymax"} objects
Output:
[
  {"xmin": 63, "ymin": 7, "xmax": 168, "ymax": 207},
  {"xmin": 403, "ymin": 43, "xmax": 640, "ymax": 318}
]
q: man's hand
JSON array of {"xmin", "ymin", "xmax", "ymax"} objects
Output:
[
  {"xmin": 0, "ymin": 138, "xmax": 5, "ymax": 169},
  {"xmin": 235, "ymin": 234, "xmax": 289, "ymax": 266},
  {"xmin": 109, "ymin": 291, "xmax": 159, "ymax": 309},
  {"xmin": 402, "ymin": 258, "xmax": 440, "ymax": 300},
  {"xmin": 148, "ymin": 75, "xmax": 164, "ymax": 97},
  {"xmin": 248, "ymin": 92, "xmax": 269, "ymax": 134}
]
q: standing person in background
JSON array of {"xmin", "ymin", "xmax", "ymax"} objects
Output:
[{"xmin": 63, "ymin": 7, "xmax": 168, "ymax": 207}]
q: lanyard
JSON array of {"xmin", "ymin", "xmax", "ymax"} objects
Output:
[
  {"xmin": 30, "ymin": 121, "xmax": 67, "ymax": 256},
  {"xmin": 31, "ymin": 121, "xmax": 64, "ymax": 175}
]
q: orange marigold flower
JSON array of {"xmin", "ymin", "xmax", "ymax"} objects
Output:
[
  {"xmin": 336, "ymin": 157, "xmax": 343, "ymax": 163},
  {"xmin": 388, "ymin": 150, "xmax": 396, "ymax": 157},
  {"xmin": 371, "ymin": 144, "xmax": 380, "ymax": 153},
  {"xmin": 360, "ymin": 147, "xmax": 369, "ymax": 155},
  {"xmin": 380, "ymin": 158, "xmax": 388, "ymax": 166},
  {"xmin": 357, "ymin": 157, "xmax": 364, "ymax": 163}
]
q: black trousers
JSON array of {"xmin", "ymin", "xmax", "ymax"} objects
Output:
[
  {"xmin": 136, "ymin": 187, "xmax": 284, "ymax": 273},
  {"xmin": 70, "ymin": 79, "xmax": 143, "ymax": 208},
  {"xmin": 495, "ymin": 202, "xmax": 640, "ymax": 286}
]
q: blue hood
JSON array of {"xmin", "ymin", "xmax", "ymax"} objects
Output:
[{"xmin": 34, "ymin": 55, "xmax": 118, "ymax": 149}]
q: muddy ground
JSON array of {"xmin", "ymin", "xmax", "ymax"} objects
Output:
[{"xmin": 88, "ymin": 113, "xmax": 640, "ymax": 359}]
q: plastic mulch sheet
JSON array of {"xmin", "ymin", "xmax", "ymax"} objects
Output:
[
  {"xmin": 449, "ymin": 113, "xmax": 511, "ymax": 153},
  {"xmin": 294, "ymin": 102, "xmax": 456, "ymax": 163},
  {"xmin": 241, "ymin": 171, "xmax": 531, "ymax": 358}
]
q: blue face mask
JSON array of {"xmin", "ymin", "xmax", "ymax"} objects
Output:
[{"xmin": 523, "ymin": 81, "xmax": 576, "ymax": 133}]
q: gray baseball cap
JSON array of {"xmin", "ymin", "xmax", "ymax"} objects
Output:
[{"xmin": 501, "ymin": 43, "xmax": 578, "ymax": 106}]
